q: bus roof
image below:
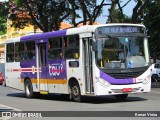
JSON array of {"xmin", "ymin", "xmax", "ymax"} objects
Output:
[
  {"xmin": 20, "ymin": 25, "xmax": 95, "ymax": 42},
  {"xmin": 5, "ymin": 37, "xmax": 21, "ymax": 44},
  {"xmin": 4, "ymin": 33, "xmax": 38, "ymax": 44}
]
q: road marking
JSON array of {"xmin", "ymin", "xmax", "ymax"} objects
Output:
[
  {"xmin": 0, "ymin": 104, "xmax": 21, "ymax": 111},
  {"xmin": 0, "ymin": 104, "xmax": 22, "ymax": 120}
]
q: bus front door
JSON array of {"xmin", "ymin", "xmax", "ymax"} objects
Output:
[
  {"xmin": 37, "ymin": 43, "xmax": 48, "ymax": 94},
  {"xmin": 83, "ymin": 38, "xmax": 93, "ymax": 93}
]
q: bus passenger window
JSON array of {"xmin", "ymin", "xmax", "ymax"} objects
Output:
[
  {"xmin": 24, "ymin": 41, "xmax": 35, "ymax": 61},
  {"xmin": 7, "ymin": 54, "xmax": 14, "ymax": 62},
  {"xmin": 15, "ymin": 53, "xmax": 21, "ymax": 62},
  {"xmin": 6, "ymin": 43, "xmax": 14, "ymax": 62},
  {"xmin": 15, "ymin": 42, "xmax": 24, "ymax": 62},
  {"xmin": 64, "ymin": 35, "xmax": 79, "ymax": 59},
  {"xmin": 27, "ymin": 51, "xmax": 35, "ymax": 60},
  {"xmin": 48, "ymin": 37, "xmax": 63, "ymax": 60}
]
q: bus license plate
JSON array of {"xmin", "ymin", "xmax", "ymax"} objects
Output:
[{"xmin": 122, "ymin": 88, "xmax": 132, "ymax": 92}]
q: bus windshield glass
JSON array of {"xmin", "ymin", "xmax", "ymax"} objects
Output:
[{"xmin": 95, "ymin": 26, "xmax": 149, "ymax": 69}]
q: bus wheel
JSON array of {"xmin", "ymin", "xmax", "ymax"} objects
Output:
[
  {"xmin": 114, "ymin": 94, "xmax": 128, "ymax": 100},
  {"xmin": 70, "ymin": 82, "xmax": 81, "ymax": 102},
  {"xmin": 24, "ymin": 79, "xmax": 34, "ymax": 98},
  {"xmin": 151, "ymin": 74, "xmax": 158, "ymax": 82}
]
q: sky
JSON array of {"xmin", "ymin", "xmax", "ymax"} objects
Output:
[
  {"xmin": 0, "ymin": 0, "xmax": 8, "ymax": 2},
  {"xmin": 96, "ymin": 0, "xmax": 136, "ymax": 24},
  {"xmin": 121, "ymin": 0, "xmax": 136, "ymax": 16}
]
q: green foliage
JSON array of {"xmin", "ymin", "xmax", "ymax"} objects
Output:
[
  {"xmin": 8, "ymin": 0, "xmax": 104, "ymax": 31},
  {"xmin": 0, "ymin": 2, "xmax": 8, "ymax": 35},
  {"xmin": 9, "ymin": 0, "xmax": 72, "ymax": 32},
  {"xmin": 143, "ymin": 1, "xmax": 160, "ymax": 59},
  {"xmin": 67, "ymin": 0, "xmax": 104, "ymax": 26}
]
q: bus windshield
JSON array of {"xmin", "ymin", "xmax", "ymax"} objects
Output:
[{"xmin": 95, "ymin": 26, "xmax": 149, "ymax": 69}]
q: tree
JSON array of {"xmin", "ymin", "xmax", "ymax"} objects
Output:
[
  {"xmin": 9, "ymin": 0, "xmax": 72, "ymax": 32},
  {"xmin": 69, "ymin": 0, "xmax": 106, "ymax": 26},
  {"xmin": 8, "ymin": 0, "xmax": 110, "ymax": 32},
  {"xmin": 143, "ymin": 1, "xmax": 160, "ymax": 61},
  {"xmin": 0, "ymin": 2, "xmax": 8, "ymax": 35},
  {"xmin": 107, "ymin": 0, "xmax": 149, "ymax": 23}
]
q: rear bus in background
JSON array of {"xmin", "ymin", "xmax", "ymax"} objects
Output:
[{"xmin": 5, "ymin": 24, "xmax": 151, "ymax": 102}]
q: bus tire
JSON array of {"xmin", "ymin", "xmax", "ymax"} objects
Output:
[
  {"xmin": 151, "ymin": 74, "xmax": 158, "ymax": 82},
  {"xmin": 114, "ymin": 94, "xmax": 128, "ymax": 100},
  {"xmin": 24, "ymin": 79, "xmax": 34, "ymax": 98},
  {"xmin": 70, "ymin": 82, "xmax": 81, "ymax": 102}
]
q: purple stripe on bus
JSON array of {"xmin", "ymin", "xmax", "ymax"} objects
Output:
[
  {"xmin": 20, "ymin": 61, "xmax": 37, "ymax": 79},
  {"xmin": 100, "ymin": 70, "xmax": 134, "ymax": 84},
  {"xmin": 20, "ymin": 60, "xmax": 67, "ymax": 79},
  {"xmin": 20, "ymin": 30, "xmax": 67, "ymax": 41}
]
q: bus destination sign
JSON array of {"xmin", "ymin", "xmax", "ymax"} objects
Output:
[{"xmin": 96, "ymin": 26, "xmax": 144, "ymax": 35}]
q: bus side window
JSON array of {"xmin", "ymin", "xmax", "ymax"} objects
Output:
[
  {"xmin": 15, "ymin": 53, "xmax": 21, "ymax": 62},
  {"xmin": 15, "ymin": 42, "xmax": 24, "ymax": 62},
  {"xmin": 48, "ymin": 37, "xmax": 63, "ymax": 60},
  {"xmin": 6, "ymin": 43, "xmax": 14, "ymax": 62},
  {"xmin": 64, "ymin": 35, "xmax": 79, "ymax": 59},
  {"xmin": 24, "ymin": 41, "xmax": 35, "ymax": 61},
  {"xmin": 7, "ymin": 54, "xmax": 14, "ymax": 62}
]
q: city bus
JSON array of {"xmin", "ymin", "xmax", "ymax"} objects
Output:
[{"xmin": 5, "ymin": 24, "xmax": 151, "ymax": 102}]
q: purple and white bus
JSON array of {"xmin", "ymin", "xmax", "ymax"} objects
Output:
[{"xmin": 5, "ymin": 24, "xmax": 151, "ymax": 102}]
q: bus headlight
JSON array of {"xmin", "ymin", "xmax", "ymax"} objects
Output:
[
  {"xmin": 95, "ymin": 77, "xmax": 111, "ymax": 87},
  {"xmin": 142, "ymin": 75, "xmax": 150, "ymax": 84}
]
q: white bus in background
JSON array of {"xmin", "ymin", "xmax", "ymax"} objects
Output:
[{"xmin": 5, "ymin": 24, "xmax": 151, "ymax": 102}]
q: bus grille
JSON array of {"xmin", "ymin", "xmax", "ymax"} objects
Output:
[
  {"xmin": 108, "ymin": 71, "xmax": 144, "ymax": 79},
  {"xmin": 101, "ymin": 66, "xmax": 149, "ymax": 79}
]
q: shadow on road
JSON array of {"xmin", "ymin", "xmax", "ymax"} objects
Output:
[
  {"xmin": 7, "ymin": 92, "xmax": 25, "ymax": 98},
  {"xmin": 6, "ymin": 92, "xmax": 147, "ymax": 104},
  {"xmin": 151, "ymin": 81, "xmax": 160, "ymax": 88}
]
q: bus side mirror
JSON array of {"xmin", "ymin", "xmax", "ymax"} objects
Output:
[{"xmin": 92, "ymin": 41, "xmax": 97, "ymax": 51}]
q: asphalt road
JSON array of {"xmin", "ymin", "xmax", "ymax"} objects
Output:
[{"xmin": 0, "ymin": 82, "xmax": 160, "ymax": 120}]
